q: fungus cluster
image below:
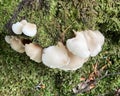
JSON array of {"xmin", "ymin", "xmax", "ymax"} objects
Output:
[
  {"xmin": 12, "ymin": 20, "xmax": 37, "ymax": 37},
  {"xmin": 5, "ymin": 20, "xmax": 105, "ymax": 71}
]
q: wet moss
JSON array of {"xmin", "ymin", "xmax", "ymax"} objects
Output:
[
  {"xmin": 3, "ymin": 0, "xmax": 120, "ymax": 46},
  {"xmin": 0, "ymin": 0, "xmax": 120, "ymax": 96}
]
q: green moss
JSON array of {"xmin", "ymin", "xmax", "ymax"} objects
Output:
[
  {"xmin": 0, "ymin": 0, "xmax": 120, "ymax": 96},
  {"xmin": 4, "ymin": 0, "xmax": 119, "ymax": 45},
  {"xmin": 0, "ymin": 0, "xmax": 20, "ymax": 34}
]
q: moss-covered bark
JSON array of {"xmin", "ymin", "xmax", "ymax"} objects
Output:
[
  {"xmin": 0, "ymin": 0, "xmax": 120, "ymax": 96},
  {"xmin": 4, "ymin": 0, "xmax": 120, "ymax": 47}
]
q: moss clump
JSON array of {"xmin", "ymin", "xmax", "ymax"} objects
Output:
[
  {"xmin": 0, "ymin": 0, "xmax": 120, "ymax": 96},
  {"xmin": 5, "ymin": 0, "xmax": 120, "ymax": 46}
]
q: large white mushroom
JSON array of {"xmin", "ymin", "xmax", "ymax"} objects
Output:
[
  {"xmin": 60, "ymin": 51, "xmax": 89, "ymax": 71},
  {"xmin": 83, "ymin": 30, "xmax": 105, "ymax": 56},
  {"xmin": 5, "ymin": 36, "xmax": 25, "ymax": 53},
  {"xmin": 66, "ymin": 31, "xmax": 90, "ymax": 58},
  {"xmin": 25, "ymin": 43, "xmax": 43, "ymax": 63},
  {"xmin": 22, "ymin": 23, "xmax": 37, "ymax": 37},
  {"xmin": 42, "ymin": 42, "xmax": 70, "ymax": 68}
]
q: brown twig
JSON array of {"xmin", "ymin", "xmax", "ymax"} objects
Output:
[
  {"xmin": 73, "ymin": 71, "xmax": 120, "ymax": 95},
  {"xmin": 60, "ymin": 24, "xmax": 72, "ymax": 42},
  {"xmin": 73, "ymin": 63, "xmax": 120, "ymax": 95}
]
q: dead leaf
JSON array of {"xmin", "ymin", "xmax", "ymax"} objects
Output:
[
  {"xmin": 36, "ymin": 83, "xmax": 45, "ymax": 90},
  {"xmin": 80, "ymin": 76, "xmax": 86, "ymax": 81},
  {"xmin": 115, "ymin": 89, "xmax": 120, "ymax": 96},
  {"xmin": 90, "ymin": 84, "xmax": 95, "ymax": 89},
  {"xmin": 73, "ymin": 63, "xmax": 108, "ymax": 94}
]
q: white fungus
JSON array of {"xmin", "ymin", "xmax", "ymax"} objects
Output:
[
  {"xmin": 5, "ymin": 36, "xmax": 25, "ymax": 53},
  {"xmin": 42, "ymin": 42, "xmax": 70, "ymax": 68},
  {"xmin": 60, "ymin": 51, "xmax": 89, "ymax": 71},
  {"xmin": 25, "ymin": 43, "xmax": 43, "ymax": 63},
  {"xmin": 20, "ymin": 20, "xmax": 27, "ymax": 25},
  {"xmin": 5, "ymin": 35, "xmax": 11, "ymax": 44},
  {"xmin": 12, "ymin": 20, "xmax": 27, "ymax": 35},
  {"xmin": 12, "ymin": 20, "xmax": 37, "ymax": 37},
  {"xmin": 22, "ymin": 23, "xmax": 37, "ymax": 37},
  {"xmin": 8, "ymin": 20, "xmax": 105, "ymax": 71},
  {"xmin": 12, "ymin": 22, "xmax": 23, "ymax": 34},
  {"xmin": 83, "ymin": 30, "xmax": 105, "ymax": 57},
  {"xmin": 66, "ymin": 31, "xmax": 90, "ymax": 58}
]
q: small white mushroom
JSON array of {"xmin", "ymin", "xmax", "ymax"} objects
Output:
[
  {"xmin": 5, "ymin": 36, "xmax": 25, "ymax": 53},
  {"xmin": 42, "ymin": 42, "xmax": 70, "ymax": 68},
  {"xmin": 83, "ymin": 30, "xmax": 105, "ymax": 56},
  {"xmin": 60, "ymin": 51, "xmax": 88, "ymax": 71},
  {"xmin": 10, "ymin": 37, "xmax": 25, "ymax": 53},
  {"xmin": 22, "ymin": 23, "xmax": 37, "ymax": 37},
  {"xmin": 12, "ymin": 22, "xmax": 23, "ymax": 34},
  {"xmin": 20, "ymin": 20, "xmax": 27, "ymax": 25},
  {"xmin": 5, "ymin": 36, "xmax": 11, "ymax": 44},
  {"xmin": 66, "ymin": 31, "xmax": 90, "ymax": 58},
  {"xmin": 25, "ymin": 43, "xmax": 43, "ymax": 63},
  {"xmin": 12, "ymin": 20, "xmax": 27, "ymax": 35}
]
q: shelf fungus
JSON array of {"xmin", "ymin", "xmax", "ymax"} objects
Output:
[
  {"xmin": 5, "ymin": 36, "xmax": 25, "ymax": 53},
  {"xmin": 6, "ymin": 22, "xmax": 105, "ymax": 71},
  {"xmin": 42, "ymin": 42, "xmax": 70, "ymax": 68},
  {"xmin": 66, "ymin": 30, "xmax": 105, "ymax": 59},
  {"xmin": 25, "ymin": 43, "xmax": 43, "ymax": 63},
  {"xmin": 60, "ymin": 51, "xmax": 89, "ymax": 71},
  {"xmin": 83, "ymin": 30, "xmax": 105, "ymax": 57},
  {"xmin": 66, "ymin": 31, "xmax": 90, "ymax": 58},
  {"xmin": 22, "ymin": 23, "xmax": 37, "ymax": 37}
]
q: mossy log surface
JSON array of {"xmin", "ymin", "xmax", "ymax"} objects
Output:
[
  {"xmin": 0, "ymin": 0, "xmax": 120, "ymax": 96},
  {"xmin": 3, "ymin": 0, "xmax": 120, "ymax": 47}
]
